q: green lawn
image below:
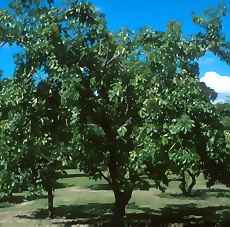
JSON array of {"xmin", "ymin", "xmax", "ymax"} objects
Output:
[{"xmin": 0, "ymin": 170, "xmax": 230, "ymax": 226}]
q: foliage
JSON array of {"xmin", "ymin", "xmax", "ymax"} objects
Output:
[
  {"xmin": 135, "ymin": 19, "xmax": 229, "ymax": 195},
  {"xmin": 200, "ymin": 81, "xmax": 217, "ymax": 101},
  {"xmin": 0, "ymin": 75, "xmax": 71, "ymax": 216},
  {"xmin": 0, "ymin": 0, "xmax": 230, "ymax": 225},
  {"xmin": 216, "ymin": 103, "xmax": 230, "ymax": 129},
  {"xmin": 0, "ymin": 0, "xmax": 107, "ymax": 218}
]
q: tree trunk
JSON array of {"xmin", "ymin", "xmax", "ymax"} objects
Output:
[
  {"xmin": 187, "ymin": 169, "xmax": 197, "ymax": 195},
  {"xmin": 179, "ymin": 170, "xmax": 197, "ymax": 196},
  {"xmin": 47, "ymin": 186, "xmax": 54, "ymax": 218},
  {"xmin": 111, "ymin": 190, "xmax": 132, "ymax": 227},
  {"xmin": 179, "ymin": 171, "xmax": 187, "ymax": 195}
]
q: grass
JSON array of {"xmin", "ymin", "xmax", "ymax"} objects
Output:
[{"xmin": 0, "ymin": 170, "xmax": 230, "ymax": 226}]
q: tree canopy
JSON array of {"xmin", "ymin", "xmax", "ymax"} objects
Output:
[{"xmin": 0, "ymin": 1, "xmax": 230, "ymax": 226}]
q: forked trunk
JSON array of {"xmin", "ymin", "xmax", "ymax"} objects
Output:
[
  {"xmin": 187, "ymin": 169, "xmax": 197, "ymax": 195},
  {"xmin": 180, "ymin": 170, "xmax": 197, "ymax": 196}
]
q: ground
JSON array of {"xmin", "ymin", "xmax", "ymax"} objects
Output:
[{"xmin": 0, "ymin": 170, "xmax": 230, "ymax": 226}]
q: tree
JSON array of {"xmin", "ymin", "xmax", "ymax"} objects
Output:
[
  {"xmin": 0, "ymin": 81, "xmax": 29, "ymax": 200},
  {"xmin": 1, "ymin": 1, "xmax": 230, "ymax": 226},
  {"xmin": 0, "ymin": 75, "xmax": 71, "ymax": 217},
  {"xmin": 221, "ymin": 105, "xmax": 230, "ymax": 154},
  {"xmin": 169, "ymin": 79, "xmax": 217, "ymax": 196},
  {"xmin": 0, "ymin": 0, "xmax": 108, "ymax": 218},
  {"xmin": 200, "ymin": 81, "xmax": 217, "ymax": 102},
  {"xmin": 135, "ymin": 19, "xmax": 228, "ymax": 197},
  {"xmin": 0, "ymin": 79, "xmax": 24, "ymax": 200},
  {"xmin": 67, "ymin": 8, "xmax": 230, "ymax": 226},
  {"xmin": 169, "ymin": 82, "xmax": 218, "ymax": 196}
]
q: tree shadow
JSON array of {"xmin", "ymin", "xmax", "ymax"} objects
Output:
[
  {"xmin": 61, "ymin": 173, "xmax": 88, "ymax": 179},
  {"xmin": 15, "ymin": 202, "xmax": 230, "ymax": 226},
  {"xmin": 191, "ymin": 188, "xmax": 230, "ymax": 199},
  {"xmin": 55, "ymin": 203, "xmax": 113, "ymax": 219},
  {"xmin": 88, "ymin": 183, "xmax": 111, "ymax": 190},
  {"xmin": 55, "ymin": 181, "xmax": 75, "ymax": 189},
  {"xmin": 130, "ymin": 202, "xmax": 230, "ymax": 224},
  {"xmin": 0, "ymin": 202, "xmax": 13, "ymax": 208},
  {"xmin": 0, "ymin": 194, "xmax": 47, "ymax": 204},
  {"xmin": 0, "ymin": 194, "xmax": 47, "ymax": 209},
  {"xmin": 160, "ymin": 188, "xmax": 230, "ymax": 200},
  {"xmin": 16, "ymin": 203, "xmax": 114, "ymax": 220},
  {"xmin": 0, "ymin": 195, "xmax": 25, "ymax": 204}
]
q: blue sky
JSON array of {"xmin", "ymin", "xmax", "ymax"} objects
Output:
[{"xmin": 1, "ymin": 0, "xmax": 230, "ymax": 101}]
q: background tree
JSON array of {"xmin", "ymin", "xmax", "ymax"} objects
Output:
[
  {"xmin": 0, "ymin": 79, "xmax": 27, "ymax": 200},
  {"xmin": 0, "ymin": 0, "xmax": 107, "ymax": 218},
  {"xmin": 170, "ymin": 77, "xmax": 217, "ymax": 195},
  {"xmin": 134, "ymin": 19, "xmax": 227, "ymax": 197},
  {"xmin": 0, "ymin": 74, "xmax": 71, "ymax": 217}
]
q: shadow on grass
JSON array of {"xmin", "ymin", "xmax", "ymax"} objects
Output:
[
  {"xmin": 55, "ymin": 182, "xmax": 75, "ymax": 189},
  {"xmin": 0, "ymin": 193, "xmax": 47, "ymax": 204},
  {"xmin": 61, "ymin": 173, "xmax": 89, "ymax": 179},
  {"xmin": 0, "ymin": 194, "xmax": 47, "ymax": 209},
  {"xmin": 129, "ymin": 202, "xmax": 230, "ymax": 224},
  {"xmin": 159, "ymin": 188, "xmax": 230, "ymax": 200},
  {"xmin": 16, "ymin": 203, "xmax": 113, "ymax": 220},
  {"xmin": 0, "ymin": 202, "xmax": 13, "ymax": 208},
  {"xmin": 15, "ymin": 202, "xmax": 230, "ymax": 226},
  {"xmin": 191, "ymin": 188, "xmax": 230, "ymax": 199},
  {"xmin": 88, "ymin": 183, "xmax": 111, "ymax": 191},
  {"xmin": 54, "ymin": 203, "xmax": 113, "ymax": 219},
  {"xmin": 0, "ymin": 195, "xmax": 25, "ymax": 204}
]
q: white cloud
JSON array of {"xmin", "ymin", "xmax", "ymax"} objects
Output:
[{"xmin": 200, "ymin": 71, "xmax": 230, "ymax": 95}]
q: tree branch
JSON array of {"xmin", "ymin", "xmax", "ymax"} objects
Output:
[{"xmin": 99, "ymin": 170, "xmax": 112, "ymax": 185}]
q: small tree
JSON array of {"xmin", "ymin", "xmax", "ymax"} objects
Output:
[
  {"xmin": 0, "ymin": 76, "xmax": 71, "ymax": 217},
  {"xmin": 168, "ymin": 81, "xmax": 218, "ymax": 196},
  {"xmin": 0, "ymin": 79, "xmax": 35, "ymax": 199}
]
